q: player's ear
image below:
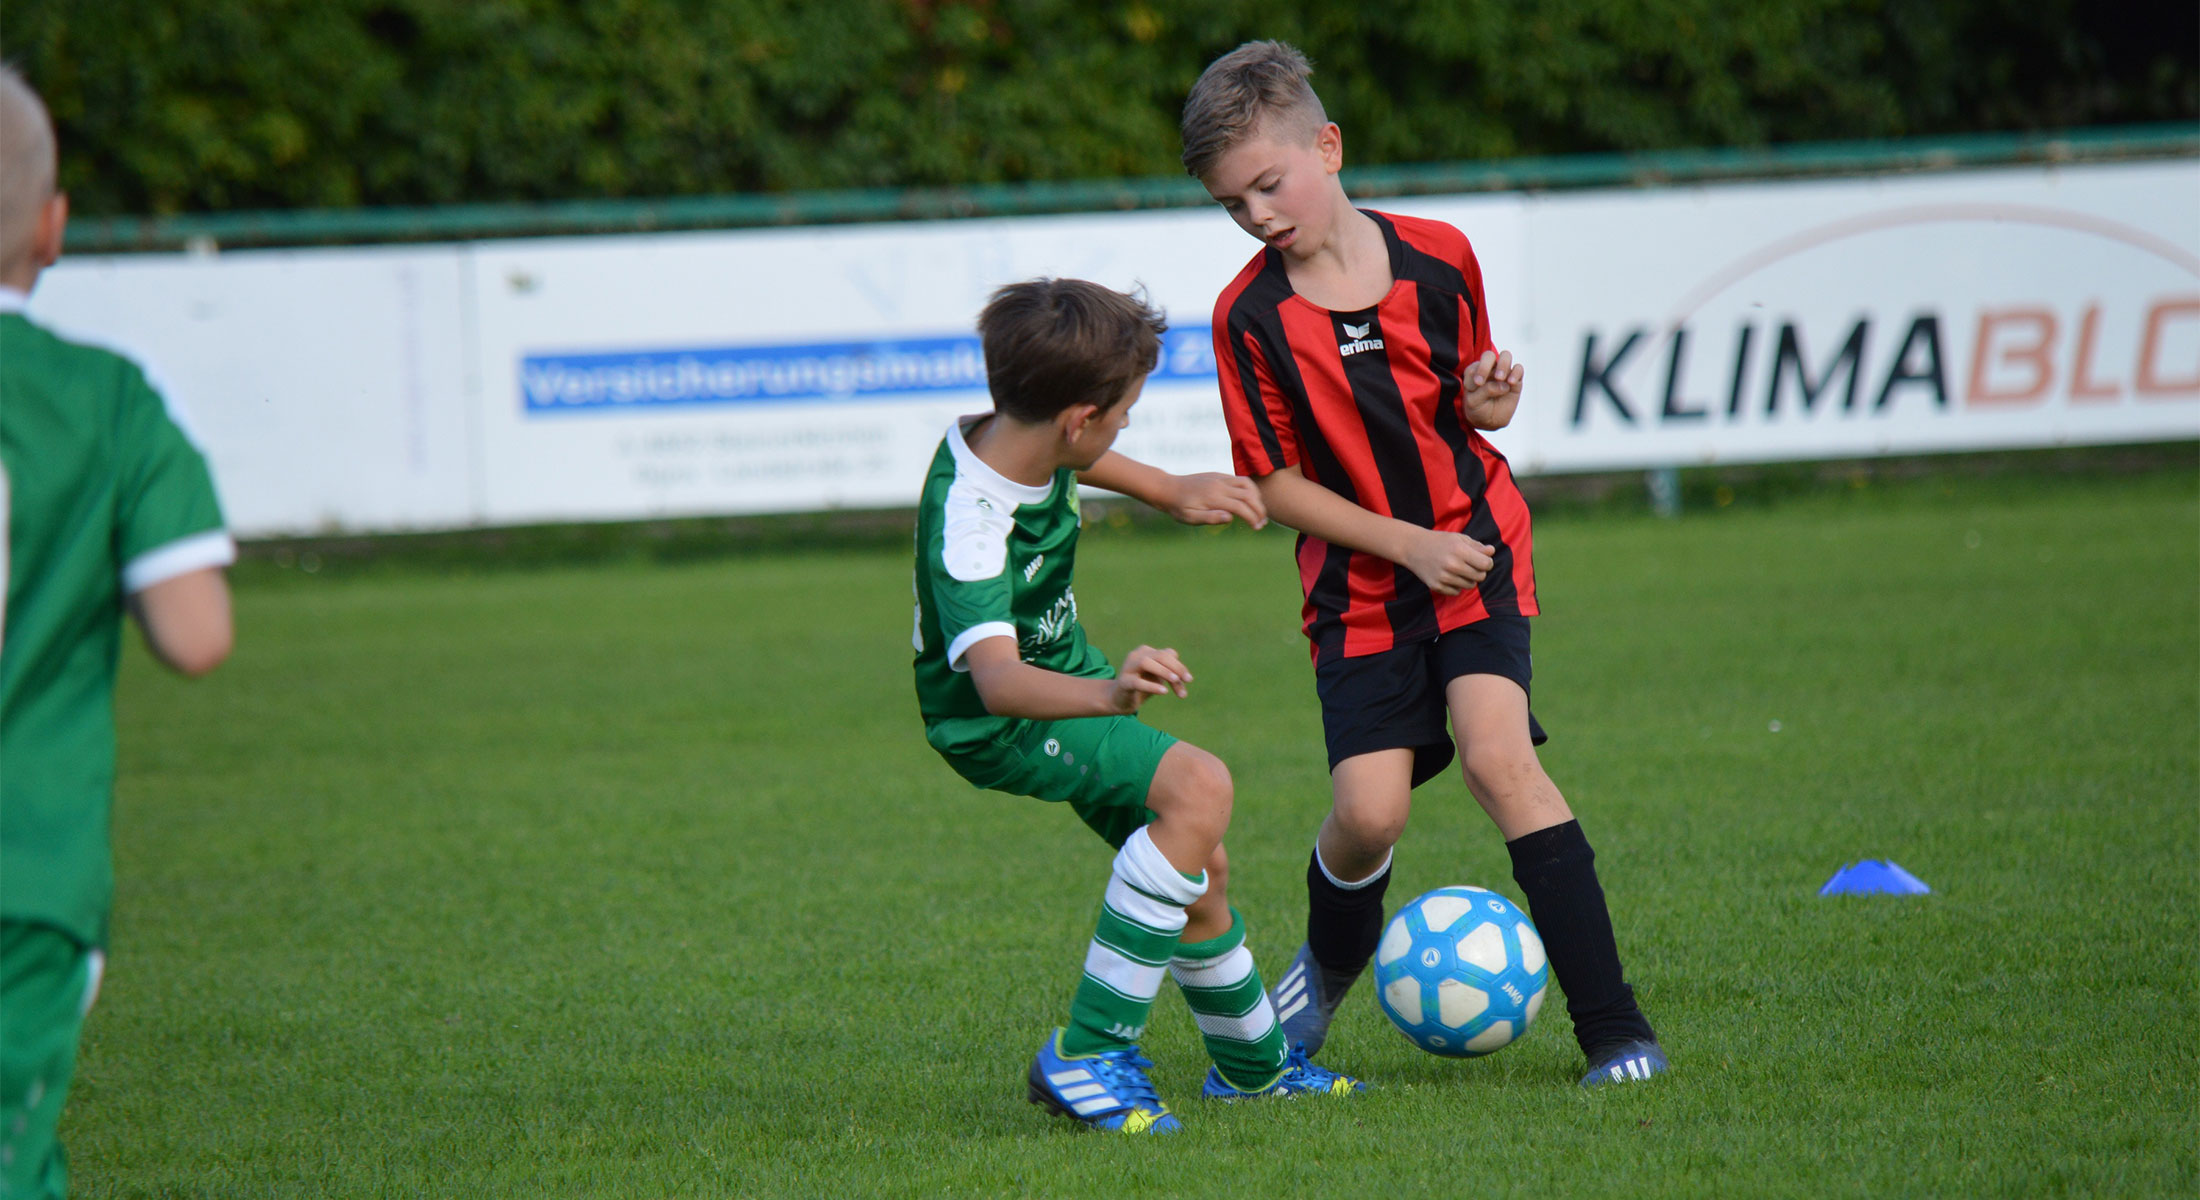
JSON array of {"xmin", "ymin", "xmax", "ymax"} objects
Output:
[
  {"xmin": 1060, "ymin": 402, "xmax": 1101, "ymax": 442},
  {"xmin": 1317, "ymin": 123, "xmax": 1343, "ymax": 174},
  {"xmin": 33, "ymin": 192, "xmax": 67, "ymax": 271}
]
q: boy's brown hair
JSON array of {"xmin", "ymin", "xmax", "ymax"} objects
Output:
[
  {"xmin": 977, "ymin": 278, "xmax": 1165, "ymax": 424},
  {"xmin": 1179, "ymin": 40, "xmax": 1327, "ymax": 180}
]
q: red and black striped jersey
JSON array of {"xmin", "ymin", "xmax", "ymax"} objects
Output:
[{"xmin": 1212, "ymin": 209, "xmax": 1538, "ymax": 666}]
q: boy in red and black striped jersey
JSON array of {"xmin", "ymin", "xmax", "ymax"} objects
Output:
[{"xmin": 1180, "ymin": 41, "xmax": 1666, "ymax": 1086}]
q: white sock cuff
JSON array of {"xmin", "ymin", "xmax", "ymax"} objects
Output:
[
  {"xmin": 1170, "ymin": 942, "xmax": 1256, "ymax": 987},
  {"xmin": 1104, "ymin": 875, "xmax": 1188, "ymax": 935},
  {"xmin": 1315, "ymin": 843, "xmax": 1393, "ymax": 891},
  {"xmin": 1115, "ymin": 827, "xmax": 1208, "ymax": 907}
]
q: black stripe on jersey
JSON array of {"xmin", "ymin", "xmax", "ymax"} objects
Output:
[
  {"xmin": 1245, "ymin": 286, "xmax": 1360, "ymax": 663},
  {"xmin": 1416, "ymin": 276, "xmax": 1468, "ymax": 471},
  {"xmin": 1225, "ymin": 252, "xmax": 1298, "ymax": 472},
  {"xmin": 1382, "ymin": 210, "xmax": 1514, "ymax": 614},
  {"xmin": 1418, "ymin": 279, "xmax": 1519, "ymax": 612},
  {"xmin": 1432, "ymin": 404, "xmax": 1518, "ymax": 614},
  {"xmin": 1335, "ymin": 306, "xmax": 1441, "ymax": 646},
  {"xmin": 1371, "ymin": 212, "xmax": 1480, "ymax": 343}
]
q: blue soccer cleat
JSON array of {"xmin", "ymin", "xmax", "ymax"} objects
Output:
[
  {"xmin": 1580, "ymin": 1038, "xmax": 1670, "ymax": 1087},
  {"xmin": 1202, "ymin": 1043, "xmax": 1366, "ymax": 1100},
  {"xmin": 1026, "ymin": 1029, "xmax": 1181, "ymax": 1133},
  {"xmin": 1268, "ymin": 942, "xmax": 1360, "ymax": 1057}
]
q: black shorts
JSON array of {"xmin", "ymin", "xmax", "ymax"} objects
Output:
[{"xmin": 1313, "ymin": 617, "xmax": 1547, "ymax": 789}]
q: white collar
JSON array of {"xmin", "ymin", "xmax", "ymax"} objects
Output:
[
  {"xmin": 0, "ymin": 286, "xmax": 26, "ymax": 314},
  {"xmin": 946, "ymin": 415, "xmax": 1054, "ymax": 505}
]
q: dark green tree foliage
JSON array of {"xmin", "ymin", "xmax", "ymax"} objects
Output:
[{"xmin": 3, "ymin": 0, "xmax": 2193, "ymax": 215}]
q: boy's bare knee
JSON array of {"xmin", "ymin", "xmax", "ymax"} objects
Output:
[
  {"xmin": 1457, "ymin": 745, "xmax": 1573, "ymax": 842},
  {"xmin": 1325, "ymin": 749, "xmax": 1413, "ymax": 857},
  {"xmin": 1459, "ymin": 742, "xmax": 1535, "ymax": 799},
  {"xmin": 1330, "ymin": 799, "xmax": 1407, "ymax": 850},
  {"xmin": 1152, "ymin": 744, "xmax": 1232, "ymax": 810},
  {"xmin": 1140, "ymin": 746, "xmax": 1235, "ymax": 873}
]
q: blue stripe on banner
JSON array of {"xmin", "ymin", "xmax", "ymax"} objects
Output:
[{"xmin": 521, "ymin": 327, "xmax": 1218, "ymax": 415}]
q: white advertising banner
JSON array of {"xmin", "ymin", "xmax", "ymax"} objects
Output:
[
  {"xmin": 29, "ymin": 247, "xmax": 474, "ymax": 535},
  {"xmin": 1513, "ymin": 161, "xmax": 2200, "ymax": 472},
  {"xmin": 464, "ymin": 202, "xmax": 1524, "ymax": 525},
  {"xmin": 28, "ymin": 158, "xmax": 2195, "ymax": 537}
]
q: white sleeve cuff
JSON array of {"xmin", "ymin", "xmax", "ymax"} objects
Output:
[
  {"xmin": 121, "ymin": 530, "xmax": 236, "ymax": 594},
  {"xmin": 945, "ymin": 622, "xmax": 1016, "ymax": 673}
]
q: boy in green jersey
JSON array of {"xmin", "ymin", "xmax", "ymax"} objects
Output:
[
  {"xmin": 0, "ymin": 65, "xmax": 236, "ymax": 1198},
  {"xmin": 914, "ymin": 278, "xmax": 1361, "ymax": 1132}
]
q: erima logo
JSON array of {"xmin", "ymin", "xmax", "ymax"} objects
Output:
[
  {"xmin": 1339, "ymin": 320, "xmax": 1385, "ymax": 357},
  {"xmin": 1023, "ymin": 555, "xmax": 1044, "ymax": 582}
]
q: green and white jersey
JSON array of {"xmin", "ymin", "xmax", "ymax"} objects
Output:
[
  {"xmin": 912, "ymin": 416, "xmax": 1108, "ymax": 723},
  {"xmin": 1, "ymin": 290, "xmax": 233, "ymax": 947}
]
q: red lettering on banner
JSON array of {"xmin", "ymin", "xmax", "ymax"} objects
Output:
[
  {"xmin": 2067, "ymin": 304, "xmax": 2120, "ymax": 403},
  {"xmin": 1967, "ymin": 308, "xmax": 2057, "ymax": 406},
  {"xmin": 2135, "ymin": 297, "xmax": 2200, "ymax": 399}
]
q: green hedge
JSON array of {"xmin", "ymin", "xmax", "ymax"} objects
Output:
[{"xmin": 4, "ymin": 0, "xmax": 2193, "ymax": 216}]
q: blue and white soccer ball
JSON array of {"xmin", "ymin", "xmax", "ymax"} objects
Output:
[{"xmin": 1374, "ymin": 886, "xmax": 1549, "ymax": 1057}]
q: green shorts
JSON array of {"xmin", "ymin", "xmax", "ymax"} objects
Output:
[
  {"xmin": 1, "ymin": 921, "xmax": 99, "ymax": 1200},
  {"xmin": 925, "ymin": 712, "xmax": 1178, "ymax": 848}
]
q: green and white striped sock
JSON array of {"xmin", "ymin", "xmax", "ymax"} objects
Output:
[
  {"xmin": 1170, "ymin": 908, "xmax": 1289, "ymax": 1089},
  {"xmin": 1061, "ymin": 827, "xmax": 1207, "ymax": 1058}
]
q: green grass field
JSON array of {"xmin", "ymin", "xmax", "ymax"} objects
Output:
[{"xmin": 80, "ymin": 463, "xmax": 2197, "ymax": 1198}]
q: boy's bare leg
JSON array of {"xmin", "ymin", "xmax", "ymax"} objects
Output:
[
  {"xmin": 1181, "ymin": 845, "xmax": 1231, "ymax": 943},
  {"xmin": 1317, "ymin": 748, "xmax": 1414, "ymax": 878},
  {"xmin": 1144, "ymin": 742, "xmax": 1234, "ymax": 941},
  {"xmin": 1146, "ymin": 747, "xmax": 1355, "ymax": 1091},
  {"xmin": 1445, "ymin": 674, "xmax": 1573, "ymax": 838},
  {"xmin": 1447, "ymin": 673, "xmax": 1661, "ymax": 1072}
]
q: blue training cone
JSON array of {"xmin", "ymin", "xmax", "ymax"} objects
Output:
[{"xmin": 1818, "ymin": 859, "xmax": 1932, "ymax": 896}]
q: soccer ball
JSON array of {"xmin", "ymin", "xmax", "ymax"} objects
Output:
[{"xmin": 1373, "ymin": 886, "xmax": 1548, "ymax": 1057}]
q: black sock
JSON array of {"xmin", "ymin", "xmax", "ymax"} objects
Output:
[
  {"xmin": 1305, "ymin": 846, "xmax": 1393, "ymax": 986},
  {"xmin": 1507, "ymin": 819, "xmax": 1657, "ymax": 1059}
]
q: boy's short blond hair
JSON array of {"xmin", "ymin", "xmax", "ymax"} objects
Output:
[
  {"xmin": 1179, "ymin": 40, "xmax": 1327, "ymax": 180},
  {"xmin": 0, "ymin": 63, "xmax": 58, "ymax": 278}
]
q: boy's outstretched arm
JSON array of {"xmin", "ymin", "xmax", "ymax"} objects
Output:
[
  {"xmin": 1256, "ymin": 465, "xmax": 1495, "ymax": 597},
  {"xmin": 1077, "ymin": 451, "xmax": 1267, "ymax": 529},
  {"xmin": 962, "ymin": 635, "xmax": 1191, "ymax": 720}
]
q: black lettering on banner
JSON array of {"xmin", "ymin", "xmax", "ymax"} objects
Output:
[
  {"xmin": 1766, "ymin": 318, "xmax": 1869, "ymax": 416},
  {"xmin": 1659, "ymin": 327, "xmax": 1709, "ymax": 422},
  {"xmin": 1572, "ymin": 328, "xmax": 1644, "ymax": 427},
  {"xmin": 1872, "ymin": 314, "xmax": 1949, "ymax": 410},
  {"xmin": 1726, "ymin": 324, "xmax": 1756, "ymax": 418}
]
